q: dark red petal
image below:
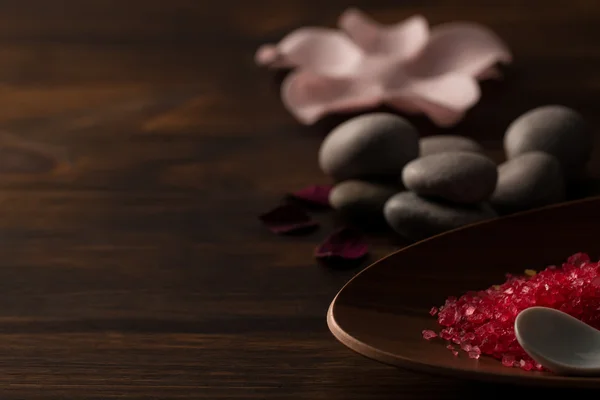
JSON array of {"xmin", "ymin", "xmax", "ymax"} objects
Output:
[
  {"xmin": 315, "ymin": 227, "xmax": 369, "ymax": 260},
  {"xmin": 259, "ymin": 204, "xmax": 319, "ymax": 235},
  {"xmin": 288, "ymin": 184, "xmax": 333, "ymax": 207}
]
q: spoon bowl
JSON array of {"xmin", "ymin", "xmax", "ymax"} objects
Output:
[{"xmin": 515, "ymin": 307, "xmax": 600, "ymax": 376}]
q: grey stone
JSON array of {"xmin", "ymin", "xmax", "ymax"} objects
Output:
[
  {"xmin": 329, "ymin": 180, "xmax": 401, "ymax": 220},
  {"xmin": 420, "ymin": 135, "xmax": 484, "ymax": 156},
  {"xmin": 383, "ymin": 192, "xmax": 498, "ymax": 241},
  {"xmin": 504, "ymin": 105, "xmax": 592, "ymax": 177},
  {"xmin": 401, "ymin": 152, "xmax": 498, "ymax": 204},
  {"xmin": 491, "ymin": 151, "xmax": 566, "ymax": 214},
  {"xmin": 318, "ymin": 113, "xmax": 419, "ymax": 181}
]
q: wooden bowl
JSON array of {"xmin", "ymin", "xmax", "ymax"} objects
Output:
[{"xmin": 327, "ymin": 196, "xmax": 600, "ymax": 388}]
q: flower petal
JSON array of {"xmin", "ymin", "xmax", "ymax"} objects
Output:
[
  {"xmin": 281, "ymin": 70, "xmax": 382, "ymax": 124},
  {"xmin": 259, "ymin": 204, "xmax": 319, "ymax": 235},
  {"xmin": 385, "ymin": 74, "xmax": 480, "ymax": 126},
  {"xmin": 314, "ymin": 227, "xmax": 369, "ymax": 261},
  {"xmin": 477, "ymin": 66, "xmax": 502, "ymax": 80},
  {"xmin": 288, "ymin": 185, "xmax": 333, "ymax": 207},
  {"xmin": 338, "ymin": 8, "xmax": 429, "ymax": 60},
  {"xmin": 254, "ymin": 27, "xmax": 363, "ymax": 76},
  {"xmin": 255, "ymin": 44, "xmax": 285, "ymax": 68},
  {"xmin": 406, "ymin": 22, "xmax": 512, "ymax": 78}
]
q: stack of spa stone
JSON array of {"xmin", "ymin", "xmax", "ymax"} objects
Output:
[{"xmin": 320, "ymin": 106, "xmax": 592, "ymax": 242}]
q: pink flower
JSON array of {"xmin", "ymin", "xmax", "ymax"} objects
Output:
[{"xmin": 255, "ymin": 8, "xmax": 512, "ymax": 127}]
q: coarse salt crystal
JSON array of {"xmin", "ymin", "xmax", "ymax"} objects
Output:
[
  {"xmin": 422, "ymin": 329, "xmax": 437, "ymax": 340},
  {"xmin": 423, "ymin": 253, "xmax": 600, "ymax": 372}
]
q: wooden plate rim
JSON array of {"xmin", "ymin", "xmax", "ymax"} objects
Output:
[{"xmin": 327, "ymin": 195, "xmax": 600, "ymax": 388}]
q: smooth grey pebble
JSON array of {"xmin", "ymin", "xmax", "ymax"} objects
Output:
[
  {"xmin": 419, "ymin": 135, "xmax": 484, "ymax": 156},
  {"xmin": 491, "ymin": 151, "xmax": 566, "ymax": 214},
  {"xmin": 504, "ymin": 105, "xmax": 592, "ymax": 177},
  {"xmin": 402, "ymin": 152, "xmax": 498, "ymax": 204},
  {"xmin": 383, "ymin": 192, "xmax": 498, "ymax": 241},
  {"xmin": 329, "ymin": 180, "xmax": 401, "ymax": 221},
  {"xmin": 318, "ymin": 113, "xmax": 419, "ymax": 181}
]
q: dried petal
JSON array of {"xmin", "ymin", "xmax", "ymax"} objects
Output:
[
  {"xmin": 288, "ymin": 185, "xmax": 333, "ymax": 207},
  {"xmin": 338, "ymin": 8, "xmax": 429, "ymax": 59},
  {"xmin": 259, "ymin": 204, "xmax": 319, "ymax": 235},
  {"xmin": 281, "ymin": 70, "xmax": 381, "ymax": 124},
  {"xmin": 406, "ymin": 22, "xmax": 512, "ymax": 79},
  {"xmin": 315, "ymin": 227, "xmax": 368, "ymax": 260},
  {"xmin": 254, "ymin": 28, "xmax": 363, "ymax": 76}
]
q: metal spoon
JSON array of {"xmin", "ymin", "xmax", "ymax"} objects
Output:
[{"xmin": 514, "ymin": 306, "xmax": 600, "ymax": 375}]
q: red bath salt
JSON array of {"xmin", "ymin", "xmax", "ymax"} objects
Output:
[
  {"xmin": 423, "ymin": 253, "xmax": 600, "ymax": 372},
  {"xmin": 422, "ymin": 330, "xmax": 437, "ymax": 340},
  {"xmin": 288, "ymin": 185, "xmax": 333, "ymax": 207}
]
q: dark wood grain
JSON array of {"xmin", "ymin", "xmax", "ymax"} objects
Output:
[{"xmin": 0, "ymin": 0, "xmax": 597, "ymax": 398}]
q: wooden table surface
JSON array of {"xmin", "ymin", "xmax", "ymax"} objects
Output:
[{"xmin": 1, "ymin": 0, "xmax": 599, "ymax": 398}]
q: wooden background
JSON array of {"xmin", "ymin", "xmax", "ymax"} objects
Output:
[{"xmin": 0, "ymin": 0, "xmax": 597, "ymax": 397}]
